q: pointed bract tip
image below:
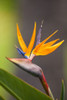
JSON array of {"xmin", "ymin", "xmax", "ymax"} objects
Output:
[
  {"xmin": 6, "ymin": 57, "xmax": 19, "ymax": 64},
  {"xmin": 16, "ymin": 23, "xmax": 18, "ymax": 27},
  {"xmin": 6, "ymin": 57, "xmax": 11, "ymax": 61},
  {"xmin": 61, "ymin": 40, "xmax": 64, "ymax": 44},
  {"xmin": 34, "ymin": 21, "xmax": 36, "ymax": 27},
  {"xmin": 6, "ymin": 57, "xmax": 15, "ymax": 63},
  {"xmin": 34, "ymin": 21, "xmax": 36, "ymax": 24},
  {"xmin": 55, "ymin": 29, "xmax": 58, "ymax": 33},
  {"xmin": 63, "ymin": 40, "xmax": 64, "ymax": 42}
]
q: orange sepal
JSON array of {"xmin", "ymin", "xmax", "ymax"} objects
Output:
[
  {"xmin": 33, "ymin": 40, "xmax": 64, "ymax": 56},
  {"xmin": 17, "ymin": 24, "xmax": 27, "ymax": 52},
  {"xmin": 38, "ymin": 39, "xmax": 59, "ymax": 51},
  {"xmin": 32, "ymin": 30, "xmax": 58, "ymax": 53},
  {"xmin": 25, "ymin": 22, "xmax": 36, "ymax": 56}
]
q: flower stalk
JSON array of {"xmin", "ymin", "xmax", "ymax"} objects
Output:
[{"xmin": 39, "ymin": 71, "xmax": 54, "ymax": 100}]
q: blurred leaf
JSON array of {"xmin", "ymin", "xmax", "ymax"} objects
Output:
[
  {"xmin": 0, "ymin": 0, "xmax": 18, "ymax": 11},
  {"xmin": 60, "ymin": 80, "xmax": 65, "ymax": 100},
  {"xmin": 0, "ymin": 69, "xmax": 52, "ymax": 100},
  {"xmin": 0, "ymin": 96, "xmax": 5, "ymax": 100}
]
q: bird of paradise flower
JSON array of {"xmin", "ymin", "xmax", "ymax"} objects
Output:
[{"xmin": 7, "ymin": 21, "xmax": 64, "ymax": 100}]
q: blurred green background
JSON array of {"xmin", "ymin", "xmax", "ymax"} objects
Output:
[
  {"xmin": 0, "ymin": 0, "xmax": 67, "ymax": 100},
  {"xmin": 0, "ymin": 0, "xmax": 18, "ymax": 99}
]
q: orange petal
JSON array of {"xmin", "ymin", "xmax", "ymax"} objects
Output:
[
  {"xmin": 17, "ymin": 24, "xmax": 27, "ymax": 52},
  {"xmin": 25, "ymin": 22, "xmax": 36, "ymax": 56},
  {"xmin": 32, "ymin": 30, "xmax": 58, "ymax": 53},
  {"xmin": 33, "ymin": 40, "xmax": 64, "ymax": 56},
  {"xmin": 38, "ymin": 39, "xmax": 59, "ymax": 51}
]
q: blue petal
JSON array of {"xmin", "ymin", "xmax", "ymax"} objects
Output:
[
  {"xmin": 17, "ymin": 47, "xmax": 25, "ymax": 55},
  {"xmin": 16, "ymin": 46, "xmax": 28, "ymax": 59}
]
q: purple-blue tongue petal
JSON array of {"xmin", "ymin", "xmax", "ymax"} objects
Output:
[{"xmin": 16, "ymin": 46, "xmax": 28, "ymax": 59}]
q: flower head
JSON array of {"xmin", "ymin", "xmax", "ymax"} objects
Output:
[{"xmin": 16, "ymin": 22, "xmax": 64, "ymax": 60}]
